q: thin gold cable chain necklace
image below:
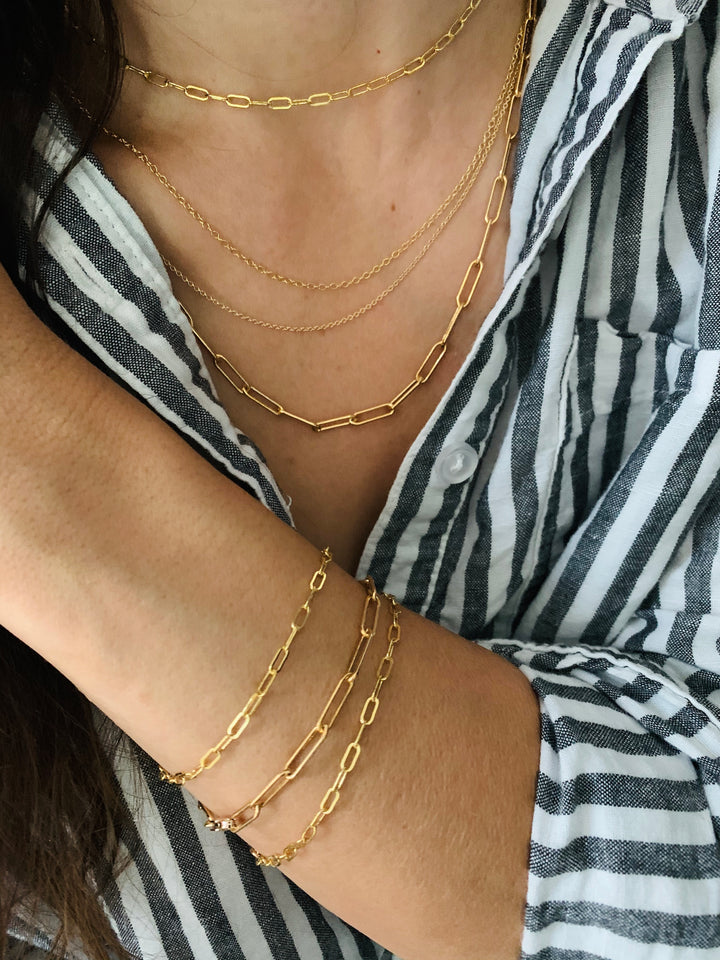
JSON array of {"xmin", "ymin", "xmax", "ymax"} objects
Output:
[
  {"xmin": 180, "ymin": 0, "xmax": 536, "ymax": 433},
  {"xmin": 107, "ymin": 29, "xmax": 522, "ymax": 303},
  {"xmin": 123, "ymin": 0, "xmax": 485, "ymax": 111}
]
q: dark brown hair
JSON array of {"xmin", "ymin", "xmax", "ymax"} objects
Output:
[{"xmin": 0, "ymin": 3, "xmax": 134, "ymax": 959}]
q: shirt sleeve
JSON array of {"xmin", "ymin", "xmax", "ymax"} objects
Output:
[{"xmin": 479, "ymin": 493, "xmax": 720, "ymax": 959}]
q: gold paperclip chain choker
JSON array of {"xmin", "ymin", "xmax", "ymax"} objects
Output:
[{"xmin": 124, "ymin": 0, "xmax": 485, "ymax": 111}]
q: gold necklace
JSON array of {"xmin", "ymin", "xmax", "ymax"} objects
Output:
[
  {"xmin": 106, "ymin": 34, "xmax": 521, "ymax": 298},
  {"xmin": 124, "ymin": 0, "xmax": 485, "ymax": 112},
  {"xmin": 162, "ymin": 89, "xmax": 508, "ymax": 335},
  {"xmin": 179, "ymin": 0, "xmax": 536, "ymax": 431}
]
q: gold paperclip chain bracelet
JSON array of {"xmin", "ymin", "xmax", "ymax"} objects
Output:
[
  {"xmin": 252, "ymin": 595, "xmax": 402, "ymax": 867},
  {"xmin": 200, "ymin": 577, "xmax": 381, "ymax": 833},
  {"xmin": 158, "ymin": 547, "xmax": 332, "ymax": 785}
]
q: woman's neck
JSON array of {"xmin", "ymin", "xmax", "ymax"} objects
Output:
[
  {"xmin": 105, "ymin": 0, "xmax": 526, "ymax": 226},
  {"xmin": 116, "ymin": 0, "xmax": 471, "ymax": 95},
  {"xmin": 109, "ymin": 0, "xmax": 517, "ymax": 159}
]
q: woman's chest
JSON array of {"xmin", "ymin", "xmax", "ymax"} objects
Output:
[
  {"xmin": 191, "ymin": 217, "xmax": 512, "ymax": 573},
  {"xmin": 93, "ymin": 137, "xmax": 517, "ymax": 572}
]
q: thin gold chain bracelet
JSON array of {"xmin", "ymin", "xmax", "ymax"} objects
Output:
[
  {"xmin": 158, "ymin": 547, "xmax": 332, "ymax": 786},
  {"xmin": 199, "ymin": 577, "xmax": 381, "ymax": 833},
  {"xmin": 123, "ymin": 0, "xmax": 485, "ymax": 111},
  {"xmin": 252, "ymin": 595, "xmax": 402, "ymax": 867}
]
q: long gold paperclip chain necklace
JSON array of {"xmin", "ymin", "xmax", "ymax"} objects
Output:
[
  {"xmin": 109, "ymin": 43, "xmax": 518, "ymax": 300},
  {"xmin": 124, "ymin": 0, "xmax": 484, "ymax": 111},
  {"xmin": 180, "ymin": 0, "xmax": 536, "ymax": 432}
]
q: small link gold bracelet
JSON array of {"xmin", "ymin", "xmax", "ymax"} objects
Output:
[
  {"xmin": 200, "ymin": 577, "xmax": 381, "ymax": 833},
  {"xmin": 252, "ymin": 595, "xmax": 402, "ymax": 867},
  {"xmin": 159, "ymin": 547, "xmax": 333, "ymax": 786}
]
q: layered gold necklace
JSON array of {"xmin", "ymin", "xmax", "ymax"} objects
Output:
[
  {"xmin": 106, "ymin": 42, "xmax": 520, "ymax": 333},
  {"xmin": 114, "ymin": 0, "xmax": 537, "ymax": 431}
]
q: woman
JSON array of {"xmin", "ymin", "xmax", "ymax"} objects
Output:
[{"xmin": 0, "ymin": 0, "xmax": 718, "ymax": 958}]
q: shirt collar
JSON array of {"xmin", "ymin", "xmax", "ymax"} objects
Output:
[
  {"xmin": 505, "ymin": 0, "xmax": 707, "ymax": 279},
  {"xmin": 601, "ymin": 0, "xmax": 707, "ymax": 26}
]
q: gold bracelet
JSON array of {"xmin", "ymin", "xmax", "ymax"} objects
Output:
[
  {"xmin": 159, "ymin": 547, "xmax": 333, "ymax": 785},
  {"xmin": 252, "ymin": 595, "xmax": 401, "ymax": 867},
  {"xmin": 200, "ymin": 577, "xmax": 381, "ymax": 833}
]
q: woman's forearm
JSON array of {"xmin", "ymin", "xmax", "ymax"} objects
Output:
[{"xmin": 0, "ymin": 270, "xmax": 539, "ymax": 960}]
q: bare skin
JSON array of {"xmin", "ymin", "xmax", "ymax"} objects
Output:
[{"xmin": 0, "ymin": 2, "xmax": 539, "ymax": 957}]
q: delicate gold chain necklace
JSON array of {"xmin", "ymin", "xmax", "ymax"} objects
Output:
[
  {"xmin": 162, "ymin": 72, "xmax": 512, "ymax": 335},
  {"xmin": 124, "ymin": 0, "xmax": 485, "ymax": 111},
  {"xmin": 106, "ymin": 35, "xmax": 521, "ymax": 299},
  {"xmin": 180, "ymin": 0, "xmax": 536, "ymax": 431}
]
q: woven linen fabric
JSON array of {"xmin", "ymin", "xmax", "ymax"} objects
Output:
[{"xmin": 11, "ymin": 0, "xmax": 720, "ymax": 955}]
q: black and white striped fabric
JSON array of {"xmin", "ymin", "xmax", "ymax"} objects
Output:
[{"xmin": 16, "ymin": 0, "xmax": 720, "ymax": 955}]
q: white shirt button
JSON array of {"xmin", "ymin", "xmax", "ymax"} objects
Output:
[{"xmin": 435, "ymin": 443, "xmax": 479, "ymax": 485}]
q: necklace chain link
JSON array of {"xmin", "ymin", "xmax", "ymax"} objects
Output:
[
  {"xmin": 179, "ymin": 0, "xmax": 536, "ymax": 432},
  {"xmin": 124, "ymin": 0, "xmax": 485, "ymax": 111}
]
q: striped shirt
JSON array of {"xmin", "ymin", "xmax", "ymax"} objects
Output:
[{"xmin": 13, "ymin": 0, "xmax": 720, "ymax": 955}]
